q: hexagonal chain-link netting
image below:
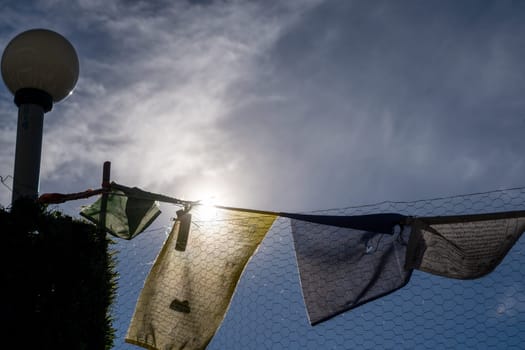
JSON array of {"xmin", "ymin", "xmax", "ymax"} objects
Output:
[{"xmin": 111, "ymin": 187, "xmax": 525, "ymax": 349}]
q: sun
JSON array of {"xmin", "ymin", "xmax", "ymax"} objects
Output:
[
  {"xmin": 185, "ymin": 183, "xmax": 231, "ymax": 221},
  {"xmin": 196, "ymin": 196, "xmax": 219, "ymax": 221}
]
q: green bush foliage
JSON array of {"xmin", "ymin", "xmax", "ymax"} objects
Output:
[{"xmin": 0, "ymin": 199, "xmax": 117, "ymax": 349}]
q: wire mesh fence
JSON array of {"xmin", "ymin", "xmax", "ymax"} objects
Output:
[{"xmin": 110, "ymin": 187, "xmax": 525, "ymax": 349}]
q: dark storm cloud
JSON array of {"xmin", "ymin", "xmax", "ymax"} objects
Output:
[
  {"xmin": 187, "ymin": 0, "xmax": 214, "ymax": 5},
  {"xmin": 219, "ymin": 0, "xmax": 525, "ymax": 209}
]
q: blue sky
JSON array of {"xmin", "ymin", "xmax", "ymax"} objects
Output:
[{"xmin": 1, "ymin": 1, "xmax": 524, "ymax": 349}]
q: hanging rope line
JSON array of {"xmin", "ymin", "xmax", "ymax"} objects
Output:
[{"xmin": 39, "ymin": 181, "xmax": 525, "ymax": 216}]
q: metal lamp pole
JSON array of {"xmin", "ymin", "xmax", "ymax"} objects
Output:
[{"xmin": 1, "ymin": 28, "xmax": 79, "ymax": 203}]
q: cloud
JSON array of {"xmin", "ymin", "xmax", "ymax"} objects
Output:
[
  {"xmin": 1, "ymin": 0, "xmax": 524, "ymax": 212},
  {"xmin": 0, "ymin": 0, "xmax": 325, "ymax": 207},
  {"xmin": 211, "ymin": 0, "xmax": 525, "ymax": 209}
]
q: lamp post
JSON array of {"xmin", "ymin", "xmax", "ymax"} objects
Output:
[{"xmin": 1, "ymin": 28, "xmax": 79, "ymax": 203}]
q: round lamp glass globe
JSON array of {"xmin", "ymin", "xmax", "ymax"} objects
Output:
[{"xmin": 1, "ymin": 28, "xmax": 79, "ymax": 103}]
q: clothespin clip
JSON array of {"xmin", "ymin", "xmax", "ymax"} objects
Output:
[
  {"xmin": 99, "ymin": 161, "xmax": 111, "ymax": 235},
  {"xmin": 175, "ymin": 205, "xmax": 192, "ymax": 251}
]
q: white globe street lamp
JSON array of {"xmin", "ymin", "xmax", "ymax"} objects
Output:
[{"xmin": 1, "ymin": 28, "xmax": 79, "ymax": 202}]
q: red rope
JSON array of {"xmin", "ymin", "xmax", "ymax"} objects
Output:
[{"xmin": 38, "ymin": 188, "xmax": 105, "ymax": 204}]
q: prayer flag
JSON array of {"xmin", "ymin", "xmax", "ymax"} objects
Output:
[
  {"xmin": 405, "ymin": 211, "xmax": 525, "ymax": 279},
  {"xmin": 80, "ymin": 188, "xmax": 161, "ymax": 240},
  {"xmin": 126, "ymin": 206, "xmax": 276, "ymax": 349},
  {"xmin": 290, "ymin": 214, "xmax": 411, "ymax": 325}
]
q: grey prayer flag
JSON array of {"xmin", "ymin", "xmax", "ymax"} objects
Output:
[
  {"xmin": 290, "ymin": 215, "xmax": 411, "ymax": 325},
  {"xmin": 405, "ymin": 211, "xmax": 525, "ymax": 279}
]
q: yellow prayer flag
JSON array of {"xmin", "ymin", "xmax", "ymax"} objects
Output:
[{"xmin": 126, "ymin": 206, "xmax": 276, "ymax": 350}]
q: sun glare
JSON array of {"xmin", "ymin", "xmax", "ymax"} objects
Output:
[
  {"xmin": 195, "ymin": 195, "xmax": 220, "ymax": 221},
  {"xmin": 188, "ymin": 184, "xmax": 231, "ymax": 221}
]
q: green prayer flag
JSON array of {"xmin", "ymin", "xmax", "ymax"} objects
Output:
[{"xmin": 80, "ymin": 189, "xmax": 161, "ymax": 240}]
